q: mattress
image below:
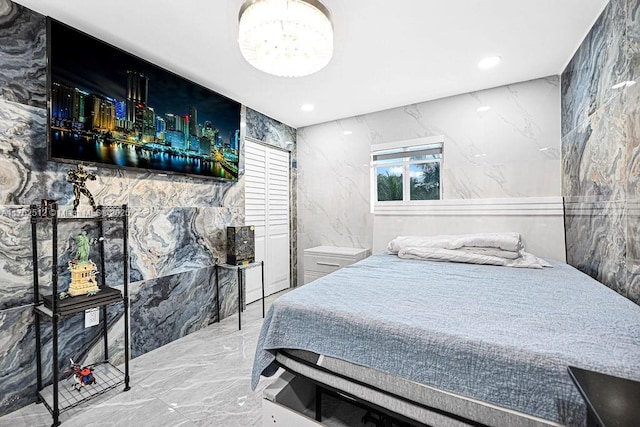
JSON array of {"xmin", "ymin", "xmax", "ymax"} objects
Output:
[{"xmin": 252, "ymin": 253, "xmax": 640, "ymax": 426}]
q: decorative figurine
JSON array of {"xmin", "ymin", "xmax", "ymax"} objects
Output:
[
  {"xmin": 65, "ymin": 359, "xmax": 96, "ymax": 391},
  {"xmin": 67, "ymin": 231, "xmax": 100, "ymax": 297},
  {"xmin": 67, "ymin": 164, "xmax": 97, "ymax": 216},
  {"xmin": 75, "ymin": 230, "xmax": 93, "ymax": 264}
]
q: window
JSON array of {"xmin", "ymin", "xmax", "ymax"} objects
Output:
[{"xmin": 371, "ymin": 137, "xmax": 443, "ymax": 208}]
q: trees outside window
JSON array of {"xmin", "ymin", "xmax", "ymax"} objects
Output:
[{"xmin": 372, "ymin": 140, "xmax": 442, "ymax": 206}]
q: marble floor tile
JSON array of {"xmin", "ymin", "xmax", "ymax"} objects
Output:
[
  {"xmin": 61, "ymin": 388, "xmax": 198, "ymax": 427},
  {"xmin": 0, "ymin": 383, "xmax": 197, "ymax": 427},
  {"xmin": 0, "ymin": 293, "xmax": 284, "ymax": 427},
  {"xmin": 0, "ymin": 289, "xmax": 368, "ymax": 427}
]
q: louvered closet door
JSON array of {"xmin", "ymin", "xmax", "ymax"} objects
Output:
[{"xmin": 245, "ymin": 140, "xmax": 290, "ymax": 302}]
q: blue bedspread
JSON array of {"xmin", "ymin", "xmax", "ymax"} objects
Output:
[{"xmin": 252, "ymin": 253, "xmax": 640, "ymax": 425}]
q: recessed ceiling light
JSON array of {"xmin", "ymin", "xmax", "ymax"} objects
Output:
[
  {"xmin": 301, "ymin": 104, "xmax": 315, "ymax": 112},
  {"xmin": 476, "ymin": 106, "xmax": 491, "ymax": 112},
  {"xmin": 478, "ymin": 56, "xmax": 502, "ymax": 70},
  {"xmin": 612, "ymin": 80, "xmax": 636, "ymax": 89},
  {"xmin": 343, "ymin": 130, "xmax": 352, "ymax": 135}
]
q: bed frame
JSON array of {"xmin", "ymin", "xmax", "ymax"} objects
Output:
[{"xmin": 266, "ymin": 350, "xmax": 561, "ymax": 427}]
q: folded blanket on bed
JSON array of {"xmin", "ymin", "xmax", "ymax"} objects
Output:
[
  {"xmin": 388, "ymin": 232, "xmax": 551, "ymax": 269},
  {"xmin": 458, "ymin": 246, "xmax": 521, "ymax": 259},
  {"xmin": 398, "ymin": 247, "xmax": 551, "ymax": 269},
  {"xmin": 387, "ymin": 232, "xmax": 524, "ymax": 254}
]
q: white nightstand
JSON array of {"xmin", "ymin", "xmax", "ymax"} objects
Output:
[{"xmin": 303, "ymin": 246, "xmax": 371, "ymax": 285}]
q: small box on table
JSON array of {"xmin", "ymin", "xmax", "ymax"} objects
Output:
[{"xmin": 226, "ymin": 226, "xmax": 255, "ymax": 265}]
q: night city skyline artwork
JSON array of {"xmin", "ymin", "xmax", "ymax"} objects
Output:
[{"xmin": 48, "ymin": 18, "xmax": 241, "ymax": 180}]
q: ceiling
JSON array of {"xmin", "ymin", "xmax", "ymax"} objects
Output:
[{"xmin": 14, "ymin": 0, "xmax": 609, "ymax": 129}]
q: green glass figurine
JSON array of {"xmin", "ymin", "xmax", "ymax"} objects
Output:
[{"xmin": 75, "ymin": 231, "xmax": 94, "ymax": 264}]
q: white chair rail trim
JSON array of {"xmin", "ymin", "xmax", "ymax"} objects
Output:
[{"xmin": 374, "ymin": 196, "xmax": 564, "ymax": 216}]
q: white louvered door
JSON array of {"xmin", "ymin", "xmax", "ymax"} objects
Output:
[{"xmin": 245, "ymin": 140, "xmax": 290, "ymax": 302}]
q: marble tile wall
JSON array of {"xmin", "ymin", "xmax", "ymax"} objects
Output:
[
  {"xmin": 561, "ymin": 0, "xmax": 640, "ymax": 305},
  {"xmin": 297, "ymin": 77, "xmax": 562, "ymax": 285},
  {"xmin": 0, "ymin": 0, "xmax": 296, "ymax": 417},
  {"xmin": 0, "ymin": 0, "xmax": 45, "ymax": 108}
]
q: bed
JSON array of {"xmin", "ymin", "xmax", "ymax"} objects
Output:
[{"xmin": 252, "ymin": 249, "xmax": 640, "ymax": 426}]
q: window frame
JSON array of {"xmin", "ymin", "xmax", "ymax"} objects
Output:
[{"xmin": 370, "ymin": 136, "xmax": 444, "ymax": 212}]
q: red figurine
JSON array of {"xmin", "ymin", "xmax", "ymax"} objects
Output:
[{"xmin": 65, "ymin": 359, "xmax": 96, "ymax": 391}]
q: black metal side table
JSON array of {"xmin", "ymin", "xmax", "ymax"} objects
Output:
[
  {"xmin": 215, "ymin": 261, "xmax": 265, "ymax": 330},
  {"xmin": 568, "ymin": 366, "xmax": 640, "ymax": 427}
]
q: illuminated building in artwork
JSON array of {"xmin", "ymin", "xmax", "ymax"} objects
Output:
[
  {"xmin": 167, "ymin": 131, "xmax": 187, "ymax": 150},
  {"xmin": 72, "ymin": 89, "xmax": 88, "ymax": 125},
  {"xmin": 50, "ymin": 82, "xmax": 91, "ymax": 131},
  {"xmin": 188, "ymin": 135, "xmax": 200, "ymax": 152},
  {"xmin": 116, "ymin": 118, "xmax": 133, "ymax": 131},
  {"xmin": 164, "ymin": 113, "xmax": 176, "ymax": 130},
  {"xmin": 141, "ymin": 107, "xmax": 155, "ymax": 142},
  {"xmin": 126, "ymin": 71, "xmax": 148, "ymax": 108},
  {"xmin": 126, "ymin": 71, "xmax": 149, "ymax": 132},
  {"xmin": 164, "ymin": 113, "xmax": 186, "ymax": 146},
  {"xmin": 156, "ymin": 116, "xmax": 166, "ymax": 141},
  {"xmin": 202, "ymin": 121, "xmax": 220, "ymax": 153},
  {"xmin": 87, "ymin": 95, "xmax": 116, "ymax": 131},
  {"xmin": 114, "ymin": 99, "xmax": 126, "ymax": 120},
  {"xmin": 200, "ymin": 136, "xmax": 211, "ymax": 156},
  {"xmin": 188, "ymin": 106, "xmax": 198, "ymax": 137},
  {"xmin": 202, "ymin": 121, "xmax": 214, "ymax": 138},
  {"xmin": 213, "ymin": 130, "xmax": 221, "ymax": 149},
  {"xmin": 50, "ymin": 83, "xmax": 89, "ymax": 129},
  {"xmin": 51, "ymin": 82, "xmax": 74, "ymax": 123},
  {"xmin": 165, "ymin": 131, "xmax": 181, "ymax": 147},
  {"xmin": 179, "ymin": 116, "xmax": 188, "ymax": 139}
]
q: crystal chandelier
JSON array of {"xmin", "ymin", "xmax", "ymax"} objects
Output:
[{"xmin": 238, "ymin": 0, "xmax": 334, "ymax": 77}]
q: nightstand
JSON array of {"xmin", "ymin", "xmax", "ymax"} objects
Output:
[
  {"xmin": 303, "ymin": 246, "xmax": 370, "ymax": 285},
  {"xmin": 567, "ymin": 366, "xmax": 640, "ymax": 427}
]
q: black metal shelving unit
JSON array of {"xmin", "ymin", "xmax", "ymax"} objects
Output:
[{"xmin": 31, "ymin": 204, "xmax": 130, "ymax": 427}]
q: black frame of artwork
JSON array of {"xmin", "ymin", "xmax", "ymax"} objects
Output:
[{"xmin": 46, "ymin": 17, "xmax": 241, "ymax": 181}]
